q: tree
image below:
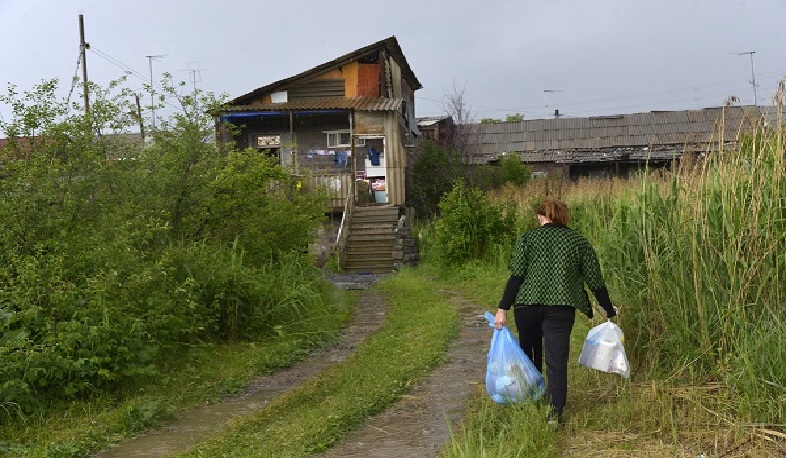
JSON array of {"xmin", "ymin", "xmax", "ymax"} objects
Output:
[
  {"xmin": 442, "ymin": 83, "xmax": 482, "ymax": 187},
  {"xmin": 410, "ymin": 141, "xmax": 461, "ymax": 219}
]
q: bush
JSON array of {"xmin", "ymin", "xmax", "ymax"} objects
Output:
[
  {"xmin": 430, "ymin": 181, "xmax": 516, "ymax": 267},
  {"xmin": 0, "ymin": 78, "xmax": 332, "ymax": 413}
]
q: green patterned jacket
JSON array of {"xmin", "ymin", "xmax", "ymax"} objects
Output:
[{"xmin": 500, "ymin": 223, "xmax": 609, "ymax": 317}]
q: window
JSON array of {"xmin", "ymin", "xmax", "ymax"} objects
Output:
[
  {"xmin": 250, "ymin": 134, "xmax": 281, "ymax": 163},
  {"xmin": 326, "ymin": 130, "xmax": 364, "ymax": 148},
  {"xmin": 251, "ymin": 134, "xmax": 281, "ymax": 148}
]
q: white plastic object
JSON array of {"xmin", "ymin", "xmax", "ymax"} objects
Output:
[{"xmin": 578, "ymin": 320, "xmax": 631, "ymax": 378}]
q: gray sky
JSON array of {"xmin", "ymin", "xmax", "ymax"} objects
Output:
[{"xmin": 1, "ymin": 0, "xmax": 785, "ymax": 125}]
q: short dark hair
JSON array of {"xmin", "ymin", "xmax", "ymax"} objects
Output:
[{"xmin": 537, "ymin": 198, "xmax": 569, "ymax": 225}]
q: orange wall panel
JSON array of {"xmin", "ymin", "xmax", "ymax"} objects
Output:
[
  {"xmin": 357, "ymin": 63, "xmax": 381, "ymax": 97},
  {"xmin": 341, "ymin": 62, "xmax": 359, "ymax": 96}
]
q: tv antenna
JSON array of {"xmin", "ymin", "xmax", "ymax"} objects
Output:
[
  {"xmin": 544, "ymin": 89, "xmax": 563, "ymax": 117},
  {"xmin": 733, "ymin": 51, "xmax": 758, "ymax": 106},
  {"xmin": 182, "ymin": 62, "xmax": 207, "ymax": 92},
  {"xmin": 145, "ymin": 54, "xmax": 166, "ymax": 130}
]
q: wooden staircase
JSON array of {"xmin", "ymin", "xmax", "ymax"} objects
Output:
[{"xmin": 343, "ymin": 205, "xmax": 400, "ymax": 274}]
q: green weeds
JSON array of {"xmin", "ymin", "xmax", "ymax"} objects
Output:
[{"xmin": 177, "ymin": 269, "xmax": 459, "ymax": 457}]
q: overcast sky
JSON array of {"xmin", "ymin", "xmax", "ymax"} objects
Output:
[{"xmin": 1, "ymin": 0, "xmax": 785, "ymax": 126}]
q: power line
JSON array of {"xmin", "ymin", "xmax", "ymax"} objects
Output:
[
  {"xmin": 416, "ymin": 69, "xmax": 786, "ymax": 118},
  {"xmin": 65, "ymin": 46, "xmax": 83, "ymax": 109},
  {"xmin": 87, "ymin": 47, "xmax": 183, "ymax": 114}
]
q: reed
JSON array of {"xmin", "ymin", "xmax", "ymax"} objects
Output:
[
  {"xmin": 487, "ymin": 103, "xmax": 785, "ymax": 424},
  {"xmin": 572, "ymin": 105, "xmax": 786, "ymax": 424}
]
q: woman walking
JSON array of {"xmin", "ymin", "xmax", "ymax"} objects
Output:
[{"xmin": 494, "ymin": 198, "xmax": 616, "ymax": 425}]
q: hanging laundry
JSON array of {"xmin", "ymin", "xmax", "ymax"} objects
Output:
[
  {"xmin": 368, "ymin": 147, "xmax": 381, "ymax": 166},
  {"xmin": 334, "ymin": 150, "xmax": 348, "ymax": 167}
]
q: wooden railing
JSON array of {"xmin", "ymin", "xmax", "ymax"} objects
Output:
[
  {"xmin": 335, "ymin": 189, "xmax": 354, "ymax": 271},
  {"xmin": 303, "ymin": 173, "xmax": 354, "ymax": 209}
]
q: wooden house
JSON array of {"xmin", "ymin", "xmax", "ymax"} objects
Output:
[{"xmin": 218, "ymin": 36, "xmax": 421, "ymax": 273}]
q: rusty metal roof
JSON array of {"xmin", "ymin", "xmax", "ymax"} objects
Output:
[{"xmin": 222, "ymin": 96, "xmax": 402, "ymax": 113}]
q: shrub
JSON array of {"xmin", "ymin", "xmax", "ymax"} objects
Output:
[{"xmin": 430, "ymin": 181, "xmax": 516, "ymax": 267}]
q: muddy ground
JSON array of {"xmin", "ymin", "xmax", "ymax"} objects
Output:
[{"xmin": 95, "ymin": 275, "xmax": 491, "ymax": 457}]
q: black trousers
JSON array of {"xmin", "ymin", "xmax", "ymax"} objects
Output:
[{"xmin": 513, "ymin": 305, "xmax": 576, "ymax": 416}]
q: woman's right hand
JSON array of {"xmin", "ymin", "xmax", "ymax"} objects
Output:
[{"xmin": 495, "ymin": 309, "xmax": 507, "ymax": 330}]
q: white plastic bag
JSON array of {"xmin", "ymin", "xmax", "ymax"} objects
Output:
[
  {"xmin": 484, "ymin": 311, "xmax": 545, "ymax": 404},
  {"xmin": 578, "ymin": 320, "xmax": 630, "ymax": 378}
]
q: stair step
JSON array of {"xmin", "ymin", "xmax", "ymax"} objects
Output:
[
  {"xmin": 351, "ymin": 218, "xmax": 398, "ymax": 226},
  {"xmin": 350, "ymin": 222, "xmax": 396, "ymax": 228},
  {"xmin": 344, "ymin": 263, "xmax": 395, "ymax": 272},
  {"xmin": 350, "ymin": 230, "xmax": 395, "ymax": 237},
  {"xmin": 345, "ymin": 258, "xmax": 394, "ymax": 266},
  {"xmin": 344, "ymin": 267, "xmax": 395, "ymax": 274},
  {"xmin": 346, "ymin": 243, "xmax": 395, "ymax": 253},
  {"xmin": 346, "ymin": 242, "xmax": 394, "ymax": 250},
  {"xmin": 347, "ymin": 241, "xmax": 396, "ymax": 249},
  {"xmin": 346, "ymin": 248, "xmax": 394, "ymax": 256}
]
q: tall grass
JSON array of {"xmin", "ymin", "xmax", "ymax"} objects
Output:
[
  {"xmin": 567, "ymin": 108, "xmax": 785, "ymax": 424},
  {"xmin": 487, "ymin": 106, "xmax": 786, "ymax": 425}
]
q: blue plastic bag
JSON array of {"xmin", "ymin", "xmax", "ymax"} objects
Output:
[{"xmin": 484, "ymin": 311, "xmax": 545, "ymax": 404}]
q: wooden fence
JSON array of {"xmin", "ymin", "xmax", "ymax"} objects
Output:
[{"xmin": 302, "ymin": 173, "xmax": 354, "ymax": 210}]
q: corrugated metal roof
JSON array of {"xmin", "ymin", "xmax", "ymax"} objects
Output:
[
  {"xmin": 417, "ymin": 116, "xmax": 450, "ymax": 127},
  {"xmin": 474, "ymin": 105, "xmax": 773, "ymax": 155},
  {"xmin": 222, "ymin": 96, "xmax": 402, "ymax": 112}
]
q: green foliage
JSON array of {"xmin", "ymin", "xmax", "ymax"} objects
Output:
[
  {"xmin": 571, "ymin": 125, "xmax": 786, "ymax": 424},
  {"xmin": 480, "ymin": 117, "xmax": 501, "ymax": 124},
  {"xmin": 0, "ymin": 76, "xmax": 329, "ymax": 415},
  {"xmin": 498, "ymin": 155, "xmax": 531, "ymax": 186},
  {"xmin": 198, "ymin": 150, "xmax": 327, "ymax": 261},
  {"xmin": 178, "ymin": 269, "xmax": 459, "ymax": 458},
  {"xmin": 430, "ymin": 181, "xmax": 516, "ymax": 267},
  {"xmin": 121, "ymin": 398, "xmax": 177, "ymax": 433},
  {"xmin": 410, "ymin": 141, "xmax": 461, "ymax": 219},
  {"xmin": 479, "ymin": 113, "xmax": 524, "ymax": 124},
  {"xmin": 472, "ymin": 155, "xmax": 532, "ymax": 191}
]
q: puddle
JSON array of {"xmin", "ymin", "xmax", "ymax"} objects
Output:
[{"xmin": 95, "ymin": 291, "xmax": 387, "ymax": 457}]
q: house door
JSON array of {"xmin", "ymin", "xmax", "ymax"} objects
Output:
[{"xmin": 359, "ymin": 136, "xmax": 386, "ymax": 203}]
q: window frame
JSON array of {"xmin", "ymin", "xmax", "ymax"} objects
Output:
[{"xmin": 326, "ymin": 130, "xmax": 365, "ymax": 148}]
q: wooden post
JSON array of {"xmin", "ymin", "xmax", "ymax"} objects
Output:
[
  {"xmin": 79, "ymin": 14, "xmax": 90, "ymax": 115},
  {"xmin": 135, "ymin": 94, "xmax": 145, "ymax": 142},
  {"xmin": 350, "ymin": 110, "xmax": 356, "ymax": 205}
]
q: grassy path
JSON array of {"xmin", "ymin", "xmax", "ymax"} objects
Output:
[
  {"xmin": 94, "ymin": 289, "xmax": 388, "ymax": 457},
  {"xmin": 175, "ymin": 269, "xmax": 461, "ymax": 457}
]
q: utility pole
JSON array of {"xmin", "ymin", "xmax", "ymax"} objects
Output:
[
  {"xmin": 734, "ymin": 51, "xmax": 758, "ymax": 106},
  {"xmin": 544, "ymin": 89, "xmax": 563, "ymax": 118},
  {"xmin": 79, "ymin": 14, "xmax": 90, "ymax": 114},
  {"xmin": 146, "ymin": 54, "xmax": 165, "ymax": 130},
  {"xmin": 134, "ymin": 94, "xmax": 145, "ymax": 142}
]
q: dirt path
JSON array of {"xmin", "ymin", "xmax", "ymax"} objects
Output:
[
  {"xmin": 315, "ymin": 294, "xmax": 490, "ymax": 458},
  {"xmin": 96, "ymin": 282, "xmax": 388, "ymax": 457},
  {"xmin": 95, "ymin": 279, "xmax": 491, "ymax": 457}
]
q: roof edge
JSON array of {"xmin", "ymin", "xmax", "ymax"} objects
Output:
[{"xmin": 230, "ymin": 36, "xmax": 421, "ymax": 106}]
